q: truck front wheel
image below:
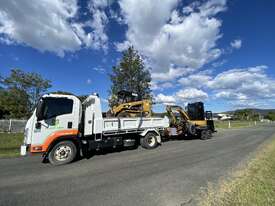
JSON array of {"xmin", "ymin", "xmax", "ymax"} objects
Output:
[
  {"xmin": 140, "ymin": 133, "xmax": 158, "ymax": 149},
  {"xmin": 48, "ymin": 141, "xmax": 77, "ymax": 165}
]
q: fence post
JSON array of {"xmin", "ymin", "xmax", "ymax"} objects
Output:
[
  {"xmin": 254, "ymin": 121, "xmax": 257, "ymax": 126},
  {"xmin": 8, "ymin": 119, "xmax": 12, "ymax": 133},
  {"xmin": 228, "ymin": 121, "xmax": 231, "ymax": 129}
]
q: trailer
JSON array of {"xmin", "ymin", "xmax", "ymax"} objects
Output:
[{"xmin": 21, "ymin": 93, "xmax": 169, "ymax": 165}]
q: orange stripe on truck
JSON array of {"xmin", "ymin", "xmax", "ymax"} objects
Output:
[{"xmin": 30, "ymin": 129, "xmax": 79, "ymax": 153}]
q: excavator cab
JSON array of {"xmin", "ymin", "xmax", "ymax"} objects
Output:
[
  {"xmin": 110, "ymin": 90, "xmax": 152, "ymax": 117},
  {"xmin": 166, "ymin": 102, "xmax": 215, "ymax": 139},
  {"xmin": 186, "ymin": 102, "xmax": 215, "ymax": 132},
  {"xmin": 166, "ymin": 105, "xmax": 196, "ymax": 136}
]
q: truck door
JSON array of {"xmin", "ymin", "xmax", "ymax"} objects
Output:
[{"xmin": 31, "ymin": 97, "xmax": 78, "ymax": 152}]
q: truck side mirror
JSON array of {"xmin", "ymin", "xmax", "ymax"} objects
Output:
[
  {"xmin": 36, "ymin": 100, "xmax": 45, "ymax": 121},
  {"xmin": 35, "ymin": 122, "xmax": 41, "ymax": 129}
]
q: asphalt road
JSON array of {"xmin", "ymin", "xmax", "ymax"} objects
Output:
[{"xmin": 1, "ymin": 125, "xmax": 275, "ymax": 206}]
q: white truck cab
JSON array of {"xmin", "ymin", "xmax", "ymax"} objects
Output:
[{"xmin": 21, "ymin": 93, "xmax": 169, "ymax": 165}]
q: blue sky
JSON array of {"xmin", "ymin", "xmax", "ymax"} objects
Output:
[{"xmin": 0, "ymin": 0, "xmax": 275, "ymax": 112}]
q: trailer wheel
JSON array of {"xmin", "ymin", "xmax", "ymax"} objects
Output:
[
  {"xmin": 200, "ymin": 130, "xmax": 209, "ymax": 140},
  {"xmin": 48, "ymin": 141, "xmax": 77, "ymax": 166},
  {"xmin": 140, "ymin": 133, "xmax": 158, "ymax": 149}
]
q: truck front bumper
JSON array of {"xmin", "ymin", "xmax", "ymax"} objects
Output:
[{"xmin": 20, "ymin": 144, "xmax": 29, "ymax": 156}]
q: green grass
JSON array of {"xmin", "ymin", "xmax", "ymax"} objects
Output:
[
  {"xmin": 215, "ymin": 120, "xmax": 265, "ymax": 129},
  {"xmin": 0, "ymin": 133, "xmax": 24, "ymax": 158},
  {"xmin": 199, "ymin": 135, "xmax": 275, "ymax": 206}
]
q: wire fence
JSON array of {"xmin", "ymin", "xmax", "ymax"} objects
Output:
[
  {"xmin": 214, "ymin": 120, "xmax": 274, "ymax": 129},
  {"xmin": 0, "ymin": 119, "xmax": 27, "ymax": 133}
]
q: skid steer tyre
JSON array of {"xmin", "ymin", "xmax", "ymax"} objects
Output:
[
  {"xmin": 48, "ymin": 141, "xmax": 77, "ymax": 166},
  {"xmin": 140, "ymin": 133, "xmax": 158, "ymax": 149},
  {"xmin": 200, "ymin": 130, "xmax": 209, "ymax": 140}
]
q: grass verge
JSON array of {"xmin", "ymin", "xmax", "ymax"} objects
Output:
[
  {"xmin": 0, "ymin": 133, "xmax": 24, "ymax": 158},
  {"xmin": 199, "ymin": 135, "xmax": 275, "ymax": 206},
  {"xmin": 215, "ymin": 120, "xmax": 267, "ymax": 129}
]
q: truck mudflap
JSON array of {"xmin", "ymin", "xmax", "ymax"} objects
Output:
[{"xmin": 140, "ymin": 129, "xmax": 162, "ymax": 144}]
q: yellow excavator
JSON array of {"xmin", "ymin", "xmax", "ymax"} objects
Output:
[
  {"xmin": 166, "ymin": 102, "xmax": 215, "ymax": 139},
  {"xmin": 108, "ymin": 90, "xmax": 152, "ymax": 117}
]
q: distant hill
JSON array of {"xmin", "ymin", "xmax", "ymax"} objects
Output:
[{"xmin": 219, "ymin": 108, "xmax": 275, "ymax": 116}]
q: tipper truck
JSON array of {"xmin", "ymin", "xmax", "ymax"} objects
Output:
[{"xmin": 21, "ymin": 93, "xmax": 169, "ymax": 165}]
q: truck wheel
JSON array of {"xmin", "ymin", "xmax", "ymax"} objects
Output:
[
  {"xmin": 48, "ymin": 141, "xmax": 77, "ymax": 166},
  {"xmin": 140, "ymin": 133, "xmax": 158, "ymax": 149},
  {"xmin": 187, "ymin": 123, "xmax": 196, "ymax": 136},
  {"xmin": 200, "ymin": 130, "xmax": 209, "ymax": 140}
]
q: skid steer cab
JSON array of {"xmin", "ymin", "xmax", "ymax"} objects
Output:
[
  {"xmin": 21, "ymin": 93, "xmax": 169, "ymax": 165},
  {"xmin": 108, "ymin": 90, "xmax": 152, "ymax": 117}
]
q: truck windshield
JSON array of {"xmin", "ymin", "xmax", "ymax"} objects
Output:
[{"xmin": 42, "ymin": 97, "xmax": 73, "ymax": 120}]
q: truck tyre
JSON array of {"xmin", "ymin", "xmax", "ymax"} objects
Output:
[
  {"xmin": 207, "ymin": 130, "xmax": 212, "ymax": 139},
  {"xmin": 187, "ymin": 123, "xmax": 196, "ymax": 136},
  {"xmin": 48, "ymin": 141, "xmax": 77, "ymax": 166},
  {"xmin": 200, "ymin": 130, "xmax": 209, "ymax": 140},
  {"xmin": 140, "ymin": 132, "xmax": 158, "ymax": 149}
]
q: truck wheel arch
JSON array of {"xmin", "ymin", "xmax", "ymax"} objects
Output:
[
  {"xmin": 46, "ymin": 136, "xmax": 79, "ymax": 153},
  {"xmin": 140, "ymin": 129, "xmax": 161, "ymax": 144},
  {"xmin": 43, "ymin": 135, "xmax": 80, "ymax": 162},
  {"xmin": 48, "ymin": 140, "xmax": 78, "ymax": 165}
]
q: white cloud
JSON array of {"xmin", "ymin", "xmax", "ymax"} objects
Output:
[
  {"xmin": 115, "ymin": 41, "xmax": 131, "ymax": 52},
  {"xmin": 117, "ymin": 0, "xmax": 226, "ymax": 73},
  {"xmin": 212, "ymin": 59, "xmax": 227, "ymax": 67},
  {"xmin": 87, "ymin": 0, "xmax": 109, "ymax": 51},
  {"xmin": 176, "ymin": 88, "xmax": 208, "ymax": 102},
  {"xmin": 155, "ymin": 93, "xmax": 176, "ymax": 105},
  {"xmin": 209, "ymin": 65, "xmax": 267, "ymax": 90},
  {"xmin": 178, "ymin": 72, "xmax": 212, "ymax": 88},
  {"xmin": 230, "ymin": 39, "xmax": 242, "ymax": 49},
  {"xmin": 0, "ymin": 0, "xmax": 109, "ymax": 56},
  {"xmin": 209, "ymin": 65, "xmax": 275, "ymax": 102},
  {"xmin": 151, "ymin": 66, "xmax": 194, "ymax": 82},
  {"xmin": 154, "ymin": 87, "xmax": 208, "ymax": 105},
  {"xmin": 154, "ymin": 65, "xmax": 275, "ymax": 108},
  {"xmin": 92, "ymin": 66, "xmax": 106, "ymax": 74},
  {"xmin": 151, "ymin": 81, "xmax": 174, "ymax": 91},
  {"xmin": 86, "ymin": 78, "xmax": 92, "ymax": 84},
  {"xmin": 215, "ymin": 91, "xmax": 247, "ymax": 100}
]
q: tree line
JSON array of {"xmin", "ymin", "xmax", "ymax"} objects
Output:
[
  {"xmin": 233, "ymin": 109, "xmax": 275, "ymax": 121},
  {"xmin": 0, "ymin": 47, "xmax": 151, "ymax": 119}
]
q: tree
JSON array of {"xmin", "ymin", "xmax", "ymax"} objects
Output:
[
  {"xmin": 3, "ymin": 69, "xmax": 51, "ymax": 111},
  {"xmin": 0, "ymin": 69, "xmax": 51, "ymax": 118},
  {"xmin": 0, "ymin": 88, "xmax": 29, "ymax": 118},
  {"xmin": 265, "ymin": 112, "xmax": 275, "ymax": 121},
  {"xmin": 51, "ymin": 91, "xmax": 74, "ymax": 95},
  {"xmin": 109, "ymin": 46, "xmax": 151, "ymax": 107}
]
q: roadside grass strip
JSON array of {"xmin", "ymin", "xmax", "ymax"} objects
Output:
[
  {"xmin": 0, "ymin": 133, "xmax": 24, "ymax": 157},
  {"xmin": 215, "ymin": 120, "xmax": 270, "ymax": 129},
  {"xmin": 199, "ymin": 135, "xmax": 275, "ymax": 206}
]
